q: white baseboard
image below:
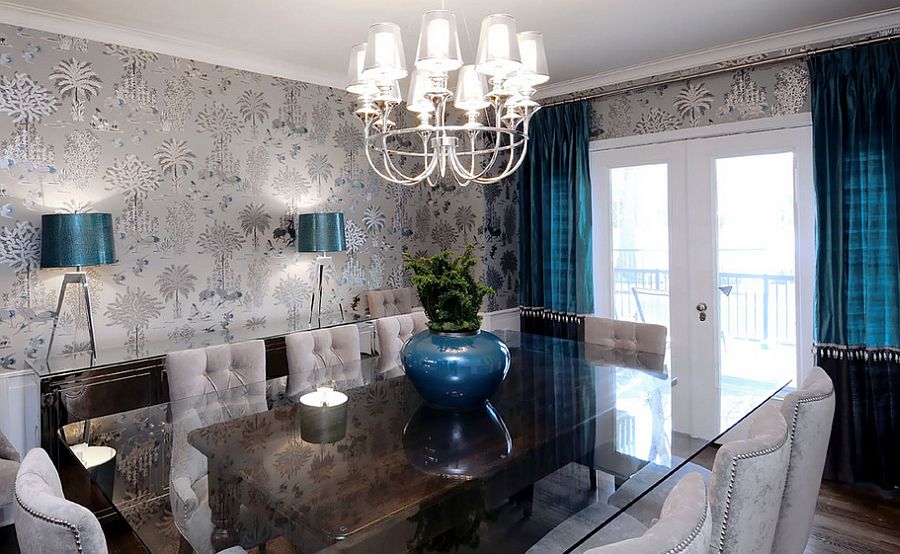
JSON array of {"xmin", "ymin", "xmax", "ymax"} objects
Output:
[{"xmin": 480, "ymin": 308, "xmax": 521, "ymax": 332}]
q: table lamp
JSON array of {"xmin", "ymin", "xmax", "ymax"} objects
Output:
[
  {"xmin": 41, "ymin": 213, "xmax": 117, "ymax": 359},
  {"xmin": 297, "ymin": 212, "xmax": 346, "ymax": 323}
]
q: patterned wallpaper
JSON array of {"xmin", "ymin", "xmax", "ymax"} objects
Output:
[
  {"xmin": 586, "ymin": 59, "xmax": 811, "ymax": 140},
  {"xmin": 0, "ymin": 22, "xmax": 518, "ymax": 370}
]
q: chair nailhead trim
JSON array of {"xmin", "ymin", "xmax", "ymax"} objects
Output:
[
  {"xmin": 714, "ymin": 428, "xmax": 790, "ymax": 554},
  {"xmin": 788, "ymin": 388, "xmax": 834, "ymax": 439},
  {"xmin": 14, "ymin": 484, "xmax": 85, "ymax": 554},
  {"xmin": 664, "ymin": 498, "xmax": 709, "ymax": 554}
]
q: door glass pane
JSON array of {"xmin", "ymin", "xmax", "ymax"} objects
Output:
[
  {"xmin": 610, "ymin": 164, "xmax": 670, "ymax": 330},
  {"xmin": 715, "ymin": 152, "xmax": 797, "ymax": 408}
]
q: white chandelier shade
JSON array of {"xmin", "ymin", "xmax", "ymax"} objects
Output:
[{"xmin": 347, "ymin": 11, "xmax": 547, "ymax": 186}]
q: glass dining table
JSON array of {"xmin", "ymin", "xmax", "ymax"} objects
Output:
[{"xmin": 58, "ymin": 330, "xmax": 785, "ymax": 554}]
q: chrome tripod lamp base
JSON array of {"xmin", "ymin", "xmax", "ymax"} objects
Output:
[
  {"xmin": 47, "ymin": 271, "xmax": 98, "ymax": 360},
  {"xmin": 309, "ymin": 256, "xmax": 345, "ymax": 324}
]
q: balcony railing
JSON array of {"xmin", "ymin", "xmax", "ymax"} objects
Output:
[{"xmin": 613, "ymin": 267, "xmax": 796, "ymax": 346}]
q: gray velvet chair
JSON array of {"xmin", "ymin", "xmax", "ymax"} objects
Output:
[
  {"xmin": 374, "ymin": 312, "xmax": 428, "ymax": 377},
  {"xmin": 366, "ymin": 287, "xmax": 414, "ymax": 318},
  {"xmin": 284, "ymin": 324, "xmax": 362, "ymax": 396},
  {"xmin": 584, "ymin": 472, "xmax": 711, "ymax": 554},
  {"xmin": 771, "ymin": 367, "xmax": 835, "ymax": 554},
  {"xmin": 708, "ymin": 404, "xmax": 791, "ymax": 554},
  {"xmin": 166, "ymin": 340, "xmax": 268, "ymax": 554},
  {"xmin": 14, "ymin": 448, "xmax": 108, "ymax": 554},
  {"xmin": 0, "ymin": 430, "xmax": 19, "ymax": 515},
  {"xmin": 583, "ymin": 316, "xmax": 667, "ymax": 356}
]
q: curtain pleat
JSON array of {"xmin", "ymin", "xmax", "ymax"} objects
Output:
[
  {"xmin": 809, "ymin": 40, "xmax": 900, "ymax": 489},
  {"xmin": 518, "ymin": 102, "xmax": 593, "ymax": 338}
]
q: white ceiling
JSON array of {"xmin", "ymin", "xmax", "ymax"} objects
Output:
[{"xmin": 2, "ymin": 0, "xmax": 899, "ymax": 95}]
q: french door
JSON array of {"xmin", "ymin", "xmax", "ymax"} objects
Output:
[{"xmin": 591, "ymin": 121, "xmax": 814, "ymax": 440}]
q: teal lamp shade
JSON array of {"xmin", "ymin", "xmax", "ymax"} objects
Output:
[
  {"xmin": 41, "ymin": 213, "xmax": 117, "ymax": 268},
  {"xmin": 297, "ymin": 212, "xmax": 346, "ymax": 253}
]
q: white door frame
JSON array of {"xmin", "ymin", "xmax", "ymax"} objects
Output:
[{"xmin": 589, "ymin": 113, "xmax": 814, "ymax": 440}]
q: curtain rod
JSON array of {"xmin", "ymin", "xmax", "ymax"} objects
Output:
[{"xmin": 540, "ymin": 33, "xmax": 898, "ymax": 108}]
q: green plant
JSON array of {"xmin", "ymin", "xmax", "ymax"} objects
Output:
[{"xmin": 403, "ymin": 245, "xmax": 494, "ymax": 333}]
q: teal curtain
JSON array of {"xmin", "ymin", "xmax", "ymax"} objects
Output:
[
  {"xmin": 518, "ymin": 102, "xmax": 593, "ymax": 337},
  {"xmin": 809, "ymin": 40, "xmax": 900, "ymax": 488}
]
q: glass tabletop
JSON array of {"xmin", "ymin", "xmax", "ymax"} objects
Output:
[{"xmin": 58, "ymin": 330, "xmax": 785, "ymax": 553}]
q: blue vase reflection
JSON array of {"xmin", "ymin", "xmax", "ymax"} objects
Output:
[{"xmin": 402, "ymin": 402, "xmax": 512, "ymax": 479}]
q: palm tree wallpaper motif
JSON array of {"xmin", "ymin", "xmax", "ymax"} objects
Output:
[
  {"xmin": 153, "ymin": 138, "xmax": 196, "ymax": 190},
  {"xmin": 48, "ymin": 57, "xmax": 102, "ymax": 122},
  {"xmin": 237, "ymin": 89, "xmax": 270, "ymax": 139},
  {"xmin": 305, "ymin": 152, "xmax": 333, "ymax": 198},
  {"xmin": 674, "ymin": 81, "xmax": 715, "ymax": 127},
  {"xmin": 198, "ymin": 221, "xmax": 244, "ymax": 289},
  {"xmin": 500, "ymin": 250, "xmax": 518, "ymax": 290},
  {"xmin": 273, "ymin": 274, "xmax": 312, "ymax": 329},
  {"xmin": 239, "ymin": 204, "xmax": 272, "ymax": 250},
  {"xmin": 155, "ymin": 264, "xmax": 197, "ymax": 318}
]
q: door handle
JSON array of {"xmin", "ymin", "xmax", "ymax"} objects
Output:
[{"xmin": 696, "ymin": 302, "xmax": 707, "ymax": 322}]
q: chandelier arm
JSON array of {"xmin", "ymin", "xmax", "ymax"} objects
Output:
[
  {"xmin": 362, "ymin": 118, "xmax": 441, "ymax": 184},
  {"xmin": 363, "ymin": 133, "xmax": 419, "ymax": 184},
  {"xmin": 471, "ymin": 137, "xmax": 530, "ymax": 184},
  {"xmin": 362, "ymin": 120, "xmax": 417, "ymax": 184},
  {"xmin": 446, "ymin": 130, "xmax": 529, "ymax": 182},
  {"xmin": 381, "ymin": 132, "xmax": 441, "ymax": 184}
]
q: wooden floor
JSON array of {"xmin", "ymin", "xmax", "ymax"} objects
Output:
[{"xmin": 1, "ymin": 446, "xmax": 898, "ymax": 553}]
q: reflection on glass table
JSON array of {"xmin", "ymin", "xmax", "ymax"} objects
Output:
[{"xmin": 59, "ymin": 331, "xmax": 785, "ymax": 554}]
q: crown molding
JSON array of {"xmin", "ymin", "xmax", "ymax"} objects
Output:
[
  {"xmin": 535, "ymin": 7, "xmax": 900, "ymax": 99},
  {"xmin": 0, "ymin": 1, "xmax": 347, "ymax": 90}
]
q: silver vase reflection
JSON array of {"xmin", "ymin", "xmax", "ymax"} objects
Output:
[{"xmin": 402, "ymin": 401, "xmax": 512, "ymax": 479}]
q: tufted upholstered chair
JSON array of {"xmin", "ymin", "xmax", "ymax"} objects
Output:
[
  {"xmin": 166, "ymin": 340, "xmax": 268, "ymax": 554},
  {"xmin": 14, "ymin": 448, "xmax": 108, "ymax": 554},
  {"xmin": 584, "ymin": 316, "xmax": 667, "ymax": 356},
  {"xmin": 771, "ymin": 367, "xmax": 835, "ymax": 554},
  {"xmin": 584, "ymin": 472, "xmax": 711, "ymax": 554},
  {"xmin": 0, "ymin": 429, "xmax": 19, "ymax": 514},
  {"xmin": 285, "ymin": 324, "xmax": 362, "ymax": 395},
  {"xmin": 366, "ymin": 287, "xmax": 414, "ymax": 318},
  {"xmin": 374, "ymin": 312, "xmax": 429, "ymax": 377},
  {"xmin": 708, "ymin": 404, "xmax": 791, "ymax": 554}
]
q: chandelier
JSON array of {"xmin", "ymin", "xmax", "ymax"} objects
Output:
[{"xmin": 346, "ymin": 11, "xmax": 548, "ymax": 186}]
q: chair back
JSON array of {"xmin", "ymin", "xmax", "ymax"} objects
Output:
[
  {"xmin": 375, "ymin": 312, "xmax": 429, "ymax": 376},
  {"xmin": 772, "ymin": 367, "xmax": 835, "ymax": 554},
  {"xmin": 166, "ymin": 340, "xmax": 267, "ymax": 402},
  {"xmin": 709, "ymin": 405, "xmax": 791, "ymax": 554},
  {"xmin": 367, "ymin": 287, "xmax": 414, "ymax": 318},
  {"xmin": 14, "ymin": 448, "xmax": 108, "ymax": 554},
  {"xmin": 584, "ymin": 472, "xmax": 711, "ymax": 554},
  {"xmin": 584, "ymin": 316, "xmax": 667, "ymax": 355},
  {"xmin": 285, "ymin": 325, "xmax": 361, "ymax": 394}
]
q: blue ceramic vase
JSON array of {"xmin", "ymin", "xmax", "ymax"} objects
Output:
[{"xmin": 401, "ymin": 330, "xmax": 511, "ymax": 410}]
